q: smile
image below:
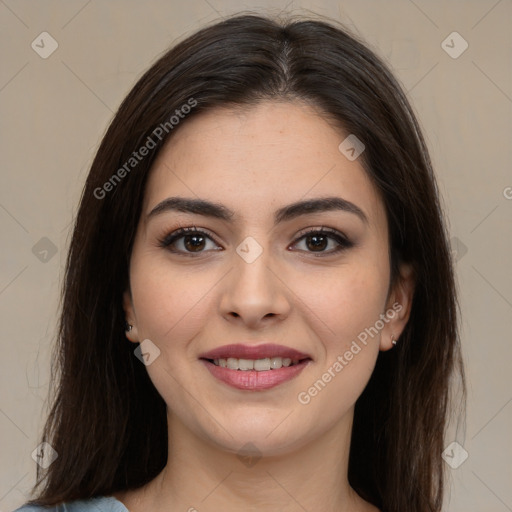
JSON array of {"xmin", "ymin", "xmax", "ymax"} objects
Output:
[
  {"xmin": 200, "ymin": 357, "xmax": 311, "ymax": 391},
  {"xmin": 210, "ymin": 356, "xmax": 302, "ymax": 370}
]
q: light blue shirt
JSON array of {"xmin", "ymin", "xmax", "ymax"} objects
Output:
[{"xmin": 12, "ymin": 496, "xmax": 128, "ymax": 512}]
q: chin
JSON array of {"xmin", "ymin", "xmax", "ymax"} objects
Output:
[
  {"xmin": 214, "ymin": 433, "xmax": 304, "ymax": 459},
  {"xmin": 199, "ymin": 414, "xmax": 311, "ymax": 458}
]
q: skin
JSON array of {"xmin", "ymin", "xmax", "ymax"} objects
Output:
[{"xmin": 115, "ymin": 100, "xmax": 415, "ymax": 512}]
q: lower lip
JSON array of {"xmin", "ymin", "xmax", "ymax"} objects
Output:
[{"xmin": 201, "ymin": 359, "xmax": 311, "ymax": 391}]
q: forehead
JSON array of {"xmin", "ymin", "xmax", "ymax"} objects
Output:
[{"xmin": 144, "ymin": 100, "xmax": 386, "ymax": 229}]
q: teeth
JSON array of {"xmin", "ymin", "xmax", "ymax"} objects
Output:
[
  {"xmin": 270, "ymin": 357, "xmax": 282, "ymax": 369},
  {"xmin": 227, "ymin": 357, "xmax": 238, "ymax": 370},
  {"xmin": 212, "ymin": 357, "xmax": 301, "ymax": 370},
  {"xmin": 238, "ymin": 358, "xmax": 254, "ymax": 370}
]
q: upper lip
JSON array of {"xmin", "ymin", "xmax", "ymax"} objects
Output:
[{"xmin": 199, "ymin": 343, "xmax": 312, "ymax": 361}]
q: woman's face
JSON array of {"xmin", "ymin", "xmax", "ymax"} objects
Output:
[{"xmin": 124, "ymin": 100, "xmax": 413, "ymax": 456}]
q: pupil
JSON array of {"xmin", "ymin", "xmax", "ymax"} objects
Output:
[
  {"xmin": 185, "ymin": 235, "xmax": 205, "ymax": 251},
  {"xmin": 307, "ymin": 234, "xmax": 327, "ymax": 251}
]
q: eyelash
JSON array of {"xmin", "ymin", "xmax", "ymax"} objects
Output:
[{"xmin": 158, "ymin": 226, "xmax": 354, "ymax": 258}]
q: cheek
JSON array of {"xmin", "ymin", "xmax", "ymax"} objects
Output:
[
  {"xmin": 130, "ymin": 256, "xmax": 213, "ymax": 346},
  {"xmin": 293, "ymin": 259, "xmax": 389, "ymax": 348},
  {"xmin": 293, "ymin": 267, "xmax": 387, "ymax": 425},
  {"xmin": 128, "ymin": 257, "xmax": 215, "ymax": 414},
  {"xmin": 339, "ymin": 269, "xmax": 388, "ymax": 339}
]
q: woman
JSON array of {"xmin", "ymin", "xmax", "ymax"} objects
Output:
[{"xmin": 14, "ymin": 12, "xmax": 465, "ymax": 512}]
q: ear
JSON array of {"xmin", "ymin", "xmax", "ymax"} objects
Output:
[
  {"xmin": 123, "ymin": 289, "xmax": 140, "ymax": 343},
  {"xmin": 380, "ymin": 262, "xmax": 415, "ymax": 351}
]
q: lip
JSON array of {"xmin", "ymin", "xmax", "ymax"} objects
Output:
[
  {"xmin": 198, "ymin": 343, "xmax": 313, "ymax": 391},
  {"xmin": 201, "ymin": 359, "xmax": 311, "ymax": 391},
  {"xmin": 198, "ymin": 343, "xmax": 312, "ymax": 361}
]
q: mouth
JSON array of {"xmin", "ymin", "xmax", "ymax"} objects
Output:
[
  {"xmin": 198, "ymin": 342, "xmax": 312, "ymax": 362},
  {"xmin": 198, "ymin": 344, "xmax": 313, "ymax": 391},
  {"xmin": 203, "ymin": 356, "xmax": 309, "ymax": 370}
]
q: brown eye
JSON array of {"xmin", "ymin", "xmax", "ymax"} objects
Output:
[
  {"xmin": 182, "ymin": 233, "xmax": 206, "ymax": 252},
  {"xmin": 304, "ymin": 233, "xmax": 329, "ymax": 251},
  {"xmin": 159, "ymin": 227, "xmax": 221, "ymax": 255},
  {"xmin": 292, "ymin": 228, "xmax": 354, "ymax": 256}
]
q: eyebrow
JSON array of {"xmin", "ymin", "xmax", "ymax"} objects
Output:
[{"xmin": 147, "ymin": 196, "xmax": 368, "ymax": 225}]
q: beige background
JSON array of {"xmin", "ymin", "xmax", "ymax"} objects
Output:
[{"xmin": 1, "ymin": 1, "xmax": 511, "ymax": 511}]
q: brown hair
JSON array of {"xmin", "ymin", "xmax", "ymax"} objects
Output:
[{"xmin": 25, "ymin": 12, "xmax": 465, "ymax": 512}]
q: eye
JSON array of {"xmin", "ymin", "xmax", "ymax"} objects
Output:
[
  {"xmin": 291, "ymin": 227, "xmax": 354, "ymax": 256},
  {"xmin": 159, "ymin": 226, "xmax": 221, "ymax": 256},
  {"xmin": 159, "ymin": 226, "xmax": 353, "ymax": 257}
]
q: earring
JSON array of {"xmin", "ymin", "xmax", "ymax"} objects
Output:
[
  {"xmin": 125, "ymin": 322, "xmax": 133, "ymax": 332},
  {"xmin": 391, "ymin": 335, "xmax": 397, "ymax": 346}
]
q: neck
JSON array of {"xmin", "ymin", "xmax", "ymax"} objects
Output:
[{"xmin": 123, "ymin": 407, "xmax": 377, "ymax": 512}]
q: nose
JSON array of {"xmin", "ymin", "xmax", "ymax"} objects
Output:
[{"xmin": 218, "ymin": 241, "xmax": 292, "ymax": 329}]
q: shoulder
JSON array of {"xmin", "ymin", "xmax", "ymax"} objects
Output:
[{"xmin": 12, "ymin": 496, "xmax": 128, "ymax": 512}]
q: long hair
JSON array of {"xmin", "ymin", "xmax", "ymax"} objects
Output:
[{"xmin": 25, "ymin": 13, "xmax": 465, "ymax": 512}]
